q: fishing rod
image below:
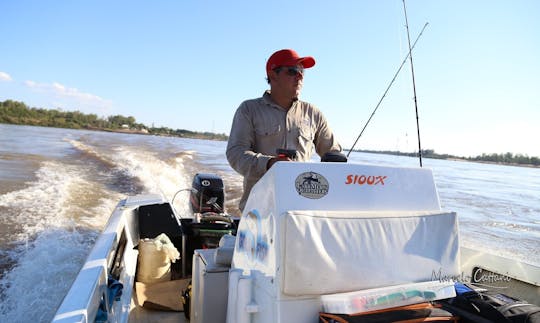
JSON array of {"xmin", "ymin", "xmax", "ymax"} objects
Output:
[
  {"xmin": 347, "ymin": 21, "xmax": 429, "ymax": 158},
  {"xmin": 402, "ymin": 0, "xmax": 423, "ymax": 167}
]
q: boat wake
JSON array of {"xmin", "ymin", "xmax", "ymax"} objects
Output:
[{"xmin": 0, "ymin": 160, "xmax": 120, "ymax": 322}]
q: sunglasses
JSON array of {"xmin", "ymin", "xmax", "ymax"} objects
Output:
[{"xmin": 274, "ymin": 66, "xmax": 304, "ymax": 77}]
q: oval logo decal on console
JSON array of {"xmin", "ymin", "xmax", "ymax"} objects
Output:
[{"xmin": 295, "ymin": 171, "xmax": 329, "ymax": 199}]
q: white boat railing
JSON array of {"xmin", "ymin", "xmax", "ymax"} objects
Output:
[{"xmin": 52, "ymin": 201, "xmax": 136, "ymax": 323}]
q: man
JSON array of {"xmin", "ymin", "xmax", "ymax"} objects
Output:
[{"xmin": 226, "ymin": 49, "xmax": 342, "ymax": 211}]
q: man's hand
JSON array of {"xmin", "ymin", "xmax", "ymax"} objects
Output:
[{"xmin": 267, "ymin": 155, "xmax": 292, "ymax": 170}]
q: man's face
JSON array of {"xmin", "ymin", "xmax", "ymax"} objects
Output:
[{"xmin": 271, "ymin": 65, "xmax": 304, "ymax": 99}]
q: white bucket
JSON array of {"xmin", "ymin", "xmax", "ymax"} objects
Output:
[{"xmin": 136, "ymin": 233, "xmax": 180, "ymax": 284}]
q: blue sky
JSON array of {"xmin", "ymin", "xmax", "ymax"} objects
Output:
[{"xmin": 1, "ymin": 1, "xmax": 539, "ymax": 157}]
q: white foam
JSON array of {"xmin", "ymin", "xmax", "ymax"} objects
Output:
[
  {"xmin": 109, "ymin": 147, "xmax": 194, "ymax": 215},
  {"xmin": 0, "ymin": 161, "xmax": 121, "ymax": 322},
  {"xmin": 0, "ymin": 225, "xmax": 94, "ymax": 322}
]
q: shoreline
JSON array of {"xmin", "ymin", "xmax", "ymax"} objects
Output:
[
  {"xmin": 446, "ymin": 157, "xmax": 540, "ymax": 169},
  {"xmin": 347, "ymin": 149, "xmax": 540, "ymax": 169}
]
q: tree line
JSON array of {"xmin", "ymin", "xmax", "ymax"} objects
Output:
[
  {"xmin": 0, "ymin": 100, "xmax": 228, "ymax": 141},
  {"xmin": 349, "ymin": 148, "xmax": 539, "ymax": 167},
  {"xmin": 466, "ymin": 152, "xmax": 539, "ymax": 166}
]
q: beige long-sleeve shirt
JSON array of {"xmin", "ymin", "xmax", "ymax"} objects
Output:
[{"xmin": 226, "ymin": 91, "xmax": 342, "ymax": 211}]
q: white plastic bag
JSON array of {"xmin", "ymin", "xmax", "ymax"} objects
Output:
[{"xmin": 136, "ymin": 233, "xmax": 180, "ymax": 283}]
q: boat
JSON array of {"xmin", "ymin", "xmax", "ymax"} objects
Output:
[{"xmin": 51, "ymin": 161, "xmax": 540, "ymax": 323}]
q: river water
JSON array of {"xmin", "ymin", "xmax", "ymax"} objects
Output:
[{"xmin": 0, "ymin": 124, "xmax": 539, "ymax": 322}]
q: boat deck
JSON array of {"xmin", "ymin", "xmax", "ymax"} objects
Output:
[
  {"xmin": 128, "ymin": 280, "xmax": 189, "ymax": 323},
  {"xmin": 128, "ymin": 299, "xmax": 186, "ymax": 323}
]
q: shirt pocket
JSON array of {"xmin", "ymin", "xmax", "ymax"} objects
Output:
[
  {"xmin": 255, "ymin": 124, "xmax": 281, "ymax": 136},
  {"xmin": 254, "ymin": 124, "xmax": 282, "ymax": 154},
  {"xmin": 297, "ymin": 125, "xmax": 314, "ymax": 156},
  {"xmin": 298, "ymin": 125, "xmax": 314, "ymax": 141}
]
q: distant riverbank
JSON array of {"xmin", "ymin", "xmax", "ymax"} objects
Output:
[
  {"xmin": 347, "ymin": 149, "xmax": 540, "ymax": 168},
  {"xmin": 0, "ymin": 99, "xmax": 228, "ymax": 141},
  {"xmin": 446, "ymin": 157, "xmax": 540, "ymax": 168}
]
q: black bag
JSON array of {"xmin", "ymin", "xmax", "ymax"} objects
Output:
[
  {"xmin": 440, "ymin": 286, "xmax": 540, "ymax": 323},
  {"xmin": 319, "ymin": 302, "xmax": 459, "ymax": 322},
  {"xmin": 181, "ymin": 280, "xmax": 192, "ymax": 320}
]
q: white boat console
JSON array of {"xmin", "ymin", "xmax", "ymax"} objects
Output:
[{"xmin": 194, "ymin": 162, "xmax": 461, "ymax": 323}]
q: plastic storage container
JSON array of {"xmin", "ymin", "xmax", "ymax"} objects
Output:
[{"xmin": 321, "ymin": 281, "xmax": 456, "ymax": 314}]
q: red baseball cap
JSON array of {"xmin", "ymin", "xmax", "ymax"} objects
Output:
[{"xmin": 266, "ymin": 49, "xmax": 316, "ymax": 74}]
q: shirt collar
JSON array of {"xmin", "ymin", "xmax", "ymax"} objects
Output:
[{"xmin": 262, "ymin": 90, "xmax": 299, "ymax": 111}]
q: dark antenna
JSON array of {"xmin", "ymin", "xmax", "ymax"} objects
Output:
[
  {"xmin": 347, "ymin": 22, "xmax": 429, "ymax": 158},
  {"xmin": 402, "ymin": 0, "xmax": 423, "ymax": 167}
]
